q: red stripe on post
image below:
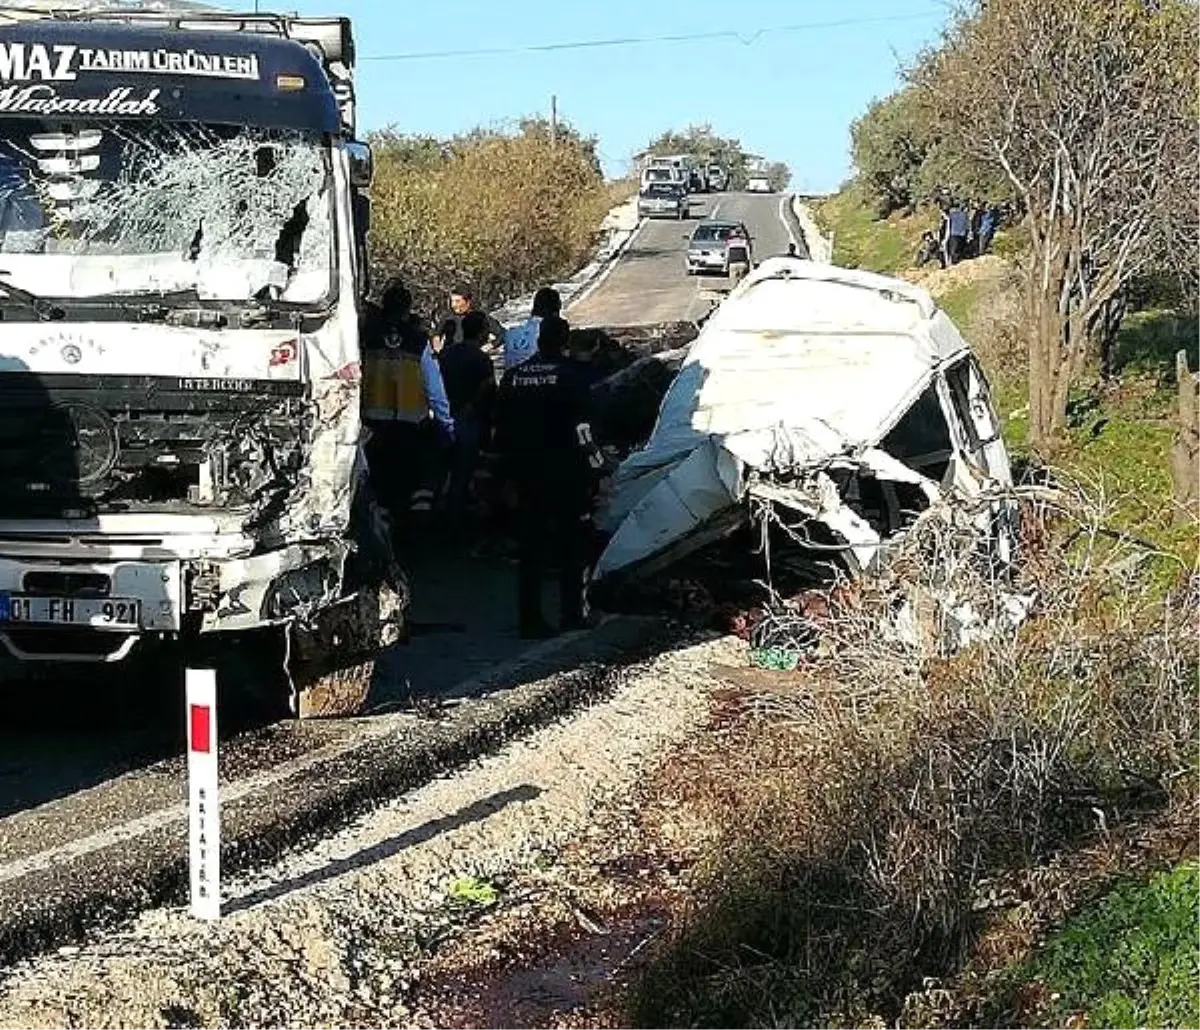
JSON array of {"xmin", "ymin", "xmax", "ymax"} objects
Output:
[{"xmin": 190, "ymin": 703, "xmax": 211, "ymax": 754}]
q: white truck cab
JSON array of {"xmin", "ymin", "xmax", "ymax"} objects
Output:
[{"xmin": 0, "ymin": 5, "xmax": 401, "ymax": 716}]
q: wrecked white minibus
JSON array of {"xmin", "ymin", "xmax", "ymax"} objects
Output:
[
  {"xmin": 0, "ymin": 8, "xmax": 400, "ymax": 715},
  {"xmin": 595, "ymin": 258, "xmax": 1017, "ymax": 584}
]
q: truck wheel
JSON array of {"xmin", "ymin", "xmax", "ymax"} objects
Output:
[
  {"xmin": 289, "ymin": 482, "xmax": 410, "ymax": 718},
  {"xmin": 182, "ymin": 626, "xmax": 291, "ymax": 722},
  {"xmin": 288, "ymin": 576, "xmax": 407, "ymax": 719}
]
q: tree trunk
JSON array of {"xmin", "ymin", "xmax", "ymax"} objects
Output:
[
  {"xmin": 1027, "ymin": 222, "xmax": 1089, "ymax": 455},
  {"xmin": 1027, "ymin": 268, "xmax": 1071, "ymax": 454},
  {"xmin": 1168, "ymin": 350, "xmax": 1199, "ymax": 525}
]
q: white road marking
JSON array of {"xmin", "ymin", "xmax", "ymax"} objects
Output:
[
  {"xmin": 567, "ymin": 216, "xmax": 649, "ymax": 313},
  {"xmin": 779, "ymin": 193, "xmax": 800, "ymax": 254}
]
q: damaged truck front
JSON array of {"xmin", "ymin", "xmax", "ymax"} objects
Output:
[
  {"xmin": 0, "ymin": 11, "xmax": 399, "ymax": 715},
  {"xmin": 595, "ymin": 258, "xmax": 1018, "ymax": 588}
]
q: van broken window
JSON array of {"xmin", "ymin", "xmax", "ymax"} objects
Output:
[{"xmin": 879, "ymin": 383, "xmax": 954, "ymax": 484}]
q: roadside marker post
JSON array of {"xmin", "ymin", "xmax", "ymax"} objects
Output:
[{"xmin": 186, "ymin": 668, "xmax": 221, "ymax": 921}]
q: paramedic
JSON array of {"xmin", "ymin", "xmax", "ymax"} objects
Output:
[{"xmin": 361, "ymin": 280, "xmax": 455, "ymax": 524}]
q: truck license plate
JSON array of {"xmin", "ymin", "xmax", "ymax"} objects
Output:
[{"xmin": 0, "ymin": 594, "xmax": 141, "ymax": 630}]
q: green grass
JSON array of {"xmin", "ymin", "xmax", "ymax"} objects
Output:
[
  {"xmin": 814, "ymin": 182, "xmax": 930, "ymax": 275},
  {"xmin": 1013, "ymin": 862, "xmax": 1200, "ymax": 1029},
  {"xmin": 1113, "ymin": 309, "xmax": 1199, "ymax": 379},
  {"xmin": 446, "ymin": 875, "xmax": 499, "ymax": 908},
  {"xmin": 938, "ymin": 282, "xmax": 982, "ymax": 332},
  {"xmin": 818, "ymin": 184, "xmax": 1194, "ymax": 566}
]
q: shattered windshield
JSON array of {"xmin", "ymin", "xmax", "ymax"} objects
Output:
[{"xmin": 0, "ymin": 120, "xmax": 333, "ymax": 305}]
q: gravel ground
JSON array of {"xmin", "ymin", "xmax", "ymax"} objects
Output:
[{"xmin": 0, "ymin": 634, "xmax": 741, "ymax": 1030}]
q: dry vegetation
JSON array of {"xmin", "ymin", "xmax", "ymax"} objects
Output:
[
  {"xmin": 367, "ymin": 122, "xmax": 616, "ymax": 312},
  {"xmin": 631, "ymin": 488, "xmax": 1198, "ymax": 1028},
  {"xmin": 381, "ymin": 483, "xmax": 1196, "ymax": 1027}
]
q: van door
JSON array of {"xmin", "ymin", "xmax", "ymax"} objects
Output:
[{"xmin": 943, "ymin": 356, "xmax": 1011, "ymax": 482}]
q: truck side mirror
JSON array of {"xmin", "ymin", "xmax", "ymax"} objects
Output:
[{"xmin": 347, "ymin": 140, "xmax": 373, "ymax": 188}]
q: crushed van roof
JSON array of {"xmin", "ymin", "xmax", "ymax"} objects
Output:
[{"xmin": 594, "ymin": 259, "xmax": 1000, "ymax": 581}]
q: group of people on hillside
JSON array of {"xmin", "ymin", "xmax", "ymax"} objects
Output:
[
  {"xmin": 916, "ymin": 196, "xmax": 1002, "ymax": 269},
  {"xmin": 360, "ymin": 281, "xmax": 601, "ymax": 638}
]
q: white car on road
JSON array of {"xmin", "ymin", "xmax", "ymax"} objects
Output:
[{"xmin": 746, "ymin": 175, "xmax": 772, "ymax": 193}]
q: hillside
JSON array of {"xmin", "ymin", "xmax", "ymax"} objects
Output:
[{"xmin": 813, "ymin": 191, "xmax": 1199, "ymax": 561}]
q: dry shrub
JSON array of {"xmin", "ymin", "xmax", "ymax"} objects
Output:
[
  {"xmin": 368, "ymin": 128, "xmax": 610, "ymax": 312},
  {"xmin": 634, "ymin": 480, "xmax": 1198, "ymax": 1028},
  {"xmin": 965, "ymin": 264, "xmax": 1026, "ymax": 379}
]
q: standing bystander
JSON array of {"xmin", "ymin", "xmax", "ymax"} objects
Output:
[
  {"xmin": 437, "ymin": 309, "xmax": 498, "ymax": 536},
  {"xmin": 494, "ymin": 314, "xmax": 600, "ymax": 638}
]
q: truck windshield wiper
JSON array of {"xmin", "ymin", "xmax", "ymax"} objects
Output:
[
  {"xmin": 0, "ymin": 272, "xmax": 65, "ymax": 321},
  {"xmin": 126, "ymin": 290, "xmax": 292, "ymax": 329}
]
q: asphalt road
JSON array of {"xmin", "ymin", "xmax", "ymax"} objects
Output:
[
  {"xmin": 0, "ymin": 189, "xmax": 807, "ymax": 968},
  {"xmin": 569, "ymin": 190, "xmax": 805, "ymax": 327}
]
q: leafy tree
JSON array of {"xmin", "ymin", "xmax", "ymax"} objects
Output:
[
  {"xmin": 518, "ymin": 115, "xmax": 603, "ymax": 178},
  {"xmin": 764, "ymin": 161, "xmax": 792, "ymax": 192},
  {"xmin": 850, "ymin": 85, "xmax": 1011, "ymax": 216},
  {"xmin": 915, "ymin": 0, "xmax": 1198, "ymax": 452},
  {"xmin": 849, "ymin": 89, "xmax": 930, "ymax": 215},
  {"xmin": 367, "ymin": 121, "xmax": 608, "ymax": 313}
]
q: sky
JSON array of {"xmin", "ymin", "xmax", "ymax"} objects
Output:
[{"xmin": 272, "ymin": 0, "xmax": 951, "ymax": 193}]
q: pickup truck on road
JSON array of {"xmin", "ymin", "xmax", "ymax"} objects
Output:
[{"xmin": 639, "ymin": 182, "xmax": 690, "ymax": 220}]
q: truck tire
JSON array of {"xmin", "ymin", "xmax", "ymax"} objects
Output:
[
  {"xmin": 288, "ymin": 575, "xmax": 407, "ymax": 718},
  {"xmin": 289, "ymin": 484, "xmax": 409, "ymax": 718}
]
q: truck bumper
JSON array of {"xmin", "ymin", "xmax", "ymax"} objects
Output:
[{"xmin": 0, "ymin": 540, "xmax": 349, "ymax": 662}]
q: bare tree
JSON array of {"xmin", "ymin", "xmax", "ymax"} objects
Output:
[{"xmin": 915, "ymin": 0, "xmax": 1198, "ymax": 452}]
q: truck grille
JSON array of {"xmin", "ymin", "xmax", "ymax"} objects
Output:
[
  {"xmin": 22, "ymin": 570, "xmax": 112, "ymax": 597},
  {"xmin": 0, "ymin": 373, "xmax": 308, "ymax": 519}
]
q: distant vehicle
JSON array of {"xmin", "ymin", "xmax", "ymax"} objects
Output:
[
  {"xmin": 685, "ymin": 220, "xmax": 751, "ymax": 274},
  {"xmin": 747, "ymin": 175, "xmax": 772, "ymax": 193},
  {"xmin": 639, "ymin": 182, "xmax": 690, "ymax": 220},
  {"xmin": 647, "ymin": 154, "xmax": 697, "ymax": 192},
  {"xmin": 706, "ymin": 165, "xmax": 728, "ymax": 191},
  {"xmin": 640, "ymin": 165, "xmax": 681, "ymax": 190}
]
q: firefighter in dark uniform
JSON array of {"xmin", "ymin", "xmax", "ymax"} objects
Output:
[{"xmin": 494, "ymin": 313, "xmax": 600, "ymax": 639}]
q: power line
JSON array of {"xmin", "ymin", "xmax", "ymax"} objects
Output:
[{"xmin": 359, "ymin": 11, "xmax": 944, "ymax": 63}]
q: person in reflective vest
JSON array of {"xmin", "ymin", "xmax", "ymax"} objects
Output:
[{"xmin": 361, "ymin": 280, "xmax": 454, "ymax": 526}]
